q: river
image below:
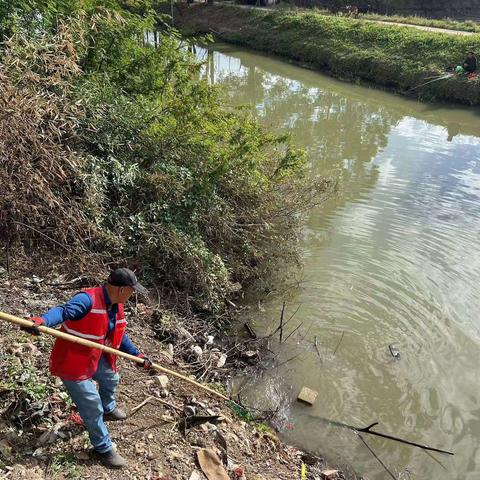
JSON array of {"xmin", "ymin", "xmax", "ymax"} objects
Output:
[{"xmin": 198, "ymin": 43, "xmax": 480, "ymax": 480}]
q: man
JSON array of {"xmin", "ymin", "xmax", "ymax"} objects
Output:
[
  {"xmin": 463, "ymin": 51, "xmax": 477, "ymax": 74},
  {"xmin": 23, "ymin": 268, "xmax": 151, "ymax": 468}
]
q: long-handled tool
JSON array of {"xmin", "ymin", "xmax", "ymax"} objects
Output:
[
  {"xmin": 410, "ymin": 73, "xmax": 454, "ymax": 91},
  {"xmin": 0, "ymin": 310, "xmax": 229, "ymax": 402}
]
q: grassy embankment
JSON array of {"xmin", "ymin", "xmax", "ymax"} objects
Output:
[
  {"xmin": 360, "ymin": 13, "xmax": 480, "ymax": 33},
  {"xmin": 294, "ymin": 8, "xmax": 480, "ymax": 33},
  {"xmin": 175, "ymin": 4, "xmax": 480, "ymax": 105}
]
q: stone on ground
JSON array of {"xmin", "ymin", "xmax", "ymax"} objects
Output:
[{"xmin": 297, "ymin": 386, "xmax": 318, "ymax": 405}]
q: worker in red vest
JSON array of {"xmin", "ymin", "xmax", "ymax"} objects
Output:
[{"xmin": 23, "ymin": 268, "xmax": 151, "ymax": 468}]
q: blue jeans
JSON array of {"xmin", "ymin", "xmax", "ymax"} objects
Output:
[{"xmin": 62, "ymin": 355, "xmax": 118, "ymax": 453}]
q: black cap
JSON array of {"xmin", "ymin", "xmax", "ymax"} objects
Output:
[{"xmin": 107, "ymin": 268, "xmax": 147, "ymax": 295}]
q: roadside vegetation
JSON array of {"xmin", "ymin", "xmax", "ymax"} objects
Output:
[
  {"xmin": 280, "ymin": 6, "xmax": 480, "ymax": 33},
  {"xmin": 176, "ymin": 4, "xmax": 480, "ymax": 105},
  {"xmin": 0, "ymin": 1, "xmax": 330, "ymax": 314},
  {"xmin": 360, "ymin": 12, "xmax": 480, "ymax": 33}
]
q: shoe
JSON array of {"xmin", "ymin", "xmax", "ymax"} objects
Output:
[
  {"xmin": 92, "ymin": 449, "xmax": 127, "ymax": 468},
  {"xmin": 104, "ymin": 407, "xmax": 128, "ymax": 421}
]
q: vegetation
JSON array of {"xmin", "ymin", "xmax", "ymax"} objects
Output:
[
  {"xmin": 176, "ymin": 4, "xmax": 480, "ymax": 105},
  {"xmin": 46, "ymin": 453, "xmax": 80, "ymax": 479},
  {"xmin": 360, "ymin": 12, "xmax": 480, "ymax": 33},
  {"xmin": 292, "ymin": 6, "xmax": 480, "ymax": 33},
  {"xmin": 0, "ymin": 1, "xmax": 329, "ymax": 313}
]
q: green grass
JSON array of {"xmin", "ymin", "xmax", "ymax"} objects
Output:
[
  {"xmin": 177, "ymin": 5, "xmax": 480, "ymax": 105},
  {"xmin": 361, "ymin": 13, "xmax": 480, "ymax": 33},
  {"xmin": 46, "ymin": 453, "xmax": 80, "ymax": 480}
]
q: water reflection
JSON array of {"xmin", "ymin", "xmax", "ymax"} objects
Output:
[{"xmin": 198, "ymin": 44, "xmax": 480, "ymax": 480}]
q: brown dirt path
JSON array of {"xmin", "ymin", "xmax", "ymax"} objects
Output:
[{"xmin": 363, "ymin": 19, "xmax": 477, "ymax": 36}]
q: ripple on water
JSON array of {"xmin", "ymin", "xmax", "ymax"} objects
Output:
[{"xmin": 211, "ymin": 45, "xmax": 480, "ymax": 479}]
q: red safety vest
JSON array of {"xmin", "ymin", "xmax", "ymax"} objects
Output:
[{"xmin": 49, "ymin": 287, "xmax": 127, "ymax": 381}]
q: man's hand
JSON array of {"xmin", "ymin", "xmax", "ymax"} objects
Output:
[
  {"xmin": 137, "ymin": 353, "xmax": 152, "ymax": 370},
  {"xmin": 21, "ymin": 317, "xmax": 44, "ymax": 336}
]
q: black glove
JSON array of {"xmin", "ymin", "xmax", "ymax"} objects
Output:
[
  {"xmin": 137, "ymin": 353, "xmax": 152, "ymax": 370},
  {"xmin": 21, "ymin": 317, "xmax": 44, "ymax": 336}
]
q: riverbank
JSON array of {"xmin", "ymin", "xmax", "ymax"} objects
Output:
[
  {"xmin": 0, "ymin": 267, "xmax": 342, "ymax": 479},
  {"xmin": 0, "ymin": 2, "xmax": 344, "ymax": 479},
  {"xmin": 173, "ymin": 4, "xmax": 480, "ymax": 105}
]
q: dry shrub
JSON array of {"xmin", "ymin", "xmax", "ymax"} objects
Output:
[{"xmin": 0, "ymin": 25, "xmax": 98, "ymax": 253}]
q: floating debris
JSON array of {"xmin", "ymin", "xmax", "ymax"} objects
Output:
[{"xmin": 389, "ymin": 344, "xmax": 401, "ymax": 360}]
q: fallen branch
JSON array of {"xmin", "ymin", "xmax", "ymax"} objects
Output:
[
  {"xmin": 333, "ymin": 331, "xmax": 345, "ymax": 356},
  {"xmin": 153, "ymin": 397, "xmax": 183, "ymax": 413},
  {"xmin": 279, "ymin": 301, "xmax": 285, "ymax": 343},
  {"xmin": 314, "ymin": 336, "xmax": 323, "ymax": 366},
  {"xmin": 357, "ymin": 433, "xmax": 397, "ymax": 480},
  {"xmin": 308, "ymin": 416, "xmax": 454, "ymax": 456},
  {"xmin": 281, "ymin": 322, "xmax": 303, "ymax": 344},
  {"xmin": 130, "ymin": 396, "xmax": 153, "ymax": 414}
]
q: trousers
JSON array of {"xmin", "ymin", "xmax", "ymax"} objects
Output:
[{"xmin": 62, "ymin": 355, "xmax": 118, "ymax": 452}]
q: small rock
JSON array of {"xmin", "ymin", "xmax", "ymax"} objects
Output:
[
  {"xmin": 302, "ymin": 452, "xmax": 322, "ymax": 465},
  {"xmin": 23, "ymin": 343, "xmax": 38, "ymax": 355},
  {"xmin": 36, "ymin": 430, "xmax": 58, "ymax": 447},
  {"xmin": 321, "ymin": 470, "xmax": 340, "ymax": 479},
  {"xmin": 170, "ymin": 450, "xmax": 182, "ymax": 460},
  {"xmin": 191, "ymin": 345, "xmax": 203, "ymax": 358},
  {"xmin": 6, "ymin": 343, "xmax": 22, "ymax": 355},
  {"xmin": 297, "ymin": 386, "xmax": 318, "ymax": 406},
  {"xmin": 205, "ymin": 335, "xmax": 214, "ymax": 345},
  {"xmin": 147, "ymin": 451, "xmax": 156, "ymax": 460},
  {"xmin": 200, "ymin": 422, "xmax": 217, "ymax": 432},
  {"xmin": 167, "ymin": 343, "xmax": 174, "ymax": 357},
  {"xmin": 155, "ymin": 375, "xmax": 169, "ymax": 389},
  {"xmin": 135, "ymin": 442, "xmax": 146, "ymax": 454},
  {"xmin": 191, "ymin": 437, "xmax": 207, "ymax": 448},
  {"xmin": 189, "ymin": 471, "xmax": 203, "ymax": 480},
  {"xmin": 216, "ymin": 354, "xmax": 227, "ymax": 368},
  {"xmin": 76, "ymin": 451, "xmax": 90, "ymax": 461}
]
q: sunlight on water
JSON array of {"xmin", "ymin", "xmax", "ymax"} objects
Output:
[{"xmin": 198, "ymin": 44, "xmax": 480, "ymax": 480}]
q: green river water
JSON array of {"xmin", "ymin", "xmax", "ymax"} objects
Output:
[{"xmin": 199, "ymin": 43, "xmax": 480, "ymax": 480}]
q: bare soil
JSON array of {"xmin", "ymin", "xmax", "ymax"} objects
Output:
[{"xmin": 0, "ymin": 266, "xmax": 342, "ymax": 480}]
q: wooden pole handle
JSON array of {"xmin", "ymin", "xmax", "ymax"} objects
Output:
[{"xmin": 0, "ymin": 311, "xmax": 229, "ymax": 401}]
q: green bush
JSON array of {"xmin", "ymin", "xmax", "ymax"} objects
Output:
[{"xmin": 0, "ymin": 3, "xmax": 330, "ymax": 312}]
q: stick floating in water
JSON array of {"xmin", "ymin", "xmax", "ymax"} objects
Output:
[{"xmin": 308, "ymin": 416, "xmax": 454, "ymax": 456}]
